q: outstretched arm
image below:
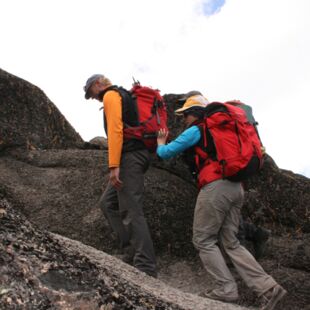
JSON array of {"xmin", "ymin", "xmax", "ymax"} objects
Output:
[{"xmin": 156, "ymin": 126, "xmax": 201, "ymax": 159}]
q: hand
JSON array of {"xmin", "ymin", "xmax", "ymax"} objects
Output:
[
  {"xmin": 157, "ymin": 128, "xmax": 169, "ymax": 145},
  {"xmin": 109, "ymin": 167, "xmax": 123, "ymax": 190}
]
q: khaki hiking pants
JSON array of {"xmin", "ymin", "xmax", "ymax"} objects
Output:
[
  {"xmin": 99, "ymin": 149, "xmax": 157, "ymax": 277},
  {"xmin": 193, "ymin": 179, "xmax": 276, "ymax": 296}
]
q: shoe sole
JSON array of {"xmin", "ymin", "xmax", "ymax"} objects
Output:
[
  {"xmin": 203, "ymin": 293, "xmax": 238, "ymax": 303},
  {"xmin": 263, "ymin": 286, "xmax": 287, "ymax": 310}
]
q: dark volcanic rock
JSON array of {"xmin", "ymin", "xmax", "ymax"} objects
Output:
[
  {"xmin": 0, "ymin": 149, "xmax": 197, "ymax": 257},
  {"xmin": 1, "ymin": 70, "xmax": 310, "ymax": 309},
  {"xmin": 243, "ymin": 155, "xmax": 310, "ymax": 234},
  {"xmin": 0, "ymin": 196, "xmax": 245, "ymax": 310},
  {"xmin": 89, "ymin": 136, "xmax": 108, "ymax": 150},
  {"xmin": 0, "ymin": 68, "xmax": 84, "ymax": 151}
]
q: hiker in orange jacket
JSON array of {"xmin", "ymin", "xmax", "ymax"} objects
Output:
[
  {"xmin": 84, "ymin": 74, "xmax": 157, "ymax": 277},
  {"xmin": 156, "ymin": 94, "xmax": 286, "ymax": 309}
]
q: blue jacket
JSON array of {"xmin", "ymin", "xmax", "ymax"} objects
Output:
[{"xmin": 157, "ymin": 125, "xmax": 201, "ymax": 159}]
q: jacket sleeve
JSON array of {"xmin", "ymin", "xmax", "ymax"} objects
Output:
[
  {"xmin": 103, "ymin": 90, "xmax": 123, "ymax": 168},
  {"xmin": 156, "ymin": 126, "xmax": 201, "ymax": 159}
]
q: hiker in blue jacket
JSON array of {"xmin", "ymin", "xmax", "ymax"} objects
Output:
[
  {"xmin": 156, "ymin": 93, "xmax": 286, "ymax": 310},
  {"xmin": 165, "ymin": 92, "xmax": 270, "ymax": 260}
]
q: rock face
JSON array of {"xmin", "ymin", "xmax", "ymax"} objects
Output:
[
  {"xmin": 89, "ymin": 136, "xmax": 108, "ymax": 149},
  {"xmin": 243, "ymin": 158, "xmax": 310, "ymax": 235},
  {"xmin": 1, "ymin": 197, "xmax": 247, "ymax": 310},
  {"xmin": 1, "ymin": 69, "xmax": 310, "ymax": 309},
  {"xmin": 0, "ymin": 148, "xmax": 197, "ymax": 257},
  {"xmin": 0, "ymin": 69, "xmax": 84, "ymax": 151}
]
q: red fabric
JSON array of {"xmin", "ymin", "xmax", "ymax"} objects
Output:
[
  {"xmin": 197, "ymin": 160, "xmax": 223, "ymax": 188},
  {"xmin": 194, "ymin": 103, "xmax": 263, "ymax": 188},
  {"xmin": 123, "ymin": 84, "xmax": 168, "ymax": 152}
]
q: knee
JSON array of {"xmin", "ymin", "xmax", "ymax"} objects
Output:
[
  {"xmin": 221, "ymin": 236, "xmax": 240, "ymax": 251},
  {"xmin": 120, "ymin": 210, "xmax": 131, "ymax": 225},
  {"xmin": 192, "ymin": 231, "xmax": 217, "ymax": 251}
]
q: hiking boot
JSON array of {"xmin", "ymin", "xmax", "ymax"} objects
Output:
[
  {"xmin": 120, "ymin": 253, "xmax": 134, "ymax": 264},
  {"xmin": 200, "ymin": 289, "xmax": 238, "ymax": 303},
  {"xmin": 261, "ymin": 284, "xmax": 287, "ymax": 310},
  {"xmin": 114, "ymin": 246, "xmax": 134, "ymax": 265},
  {"xmin": 145, "ymin": 271, "xmax": 158, "ymax": 278},
  {"xmin": 253, "ymin": 227, "xmax": 270, "ymax": 259}
]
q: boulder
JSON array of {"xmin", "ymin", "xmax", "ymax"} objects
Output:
[
  {"xmin": 0, "ymin": 68, "xmax": 84, "ymax": 151},
  {"xmin": 89, "ymin": 136, "xmax": 108, "ymax": 149}
]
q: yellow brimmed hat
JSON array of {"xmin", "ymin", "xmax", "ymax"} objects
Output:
[{"xmin": 175, "ymin": 95, "xmax": 209, "ymax": 115}]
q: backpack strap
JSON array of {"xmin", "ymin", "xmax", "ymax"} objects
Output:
[
  {"xmin": 99, "ymin": 85, "xmax": 139, "ymax": 128},
  {"xmin": 192, "ymin": 119, "xmax": 217, "ymax": 162},
  {"xmin": 97, "ymin": 85, "xmax": 118, "ymax": 101},
  {"xmin": 182, "ymin": 120, "xmax": 217, "ymax": 175}
]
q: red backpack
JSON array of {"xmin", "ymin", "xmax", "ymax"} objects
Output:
[
  {"xmin": 101, "ymin": 81, "xmax": 168, "ymax": 153},
  {"xmin": 224, "ymin": 100, "xmax": 263, "ymax": 148},
  {"xmin": 195, "ymin": 102, "xmax": 263, "ymax": 182}
]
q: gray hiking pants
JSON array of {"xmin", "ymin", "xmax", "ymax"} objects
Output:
[
  {"xmin": 192, "ymin": 179, "xmax": 276, "ymax": 296},
  {"xmin": 99, "ymin": 149, "xmax": 157, "ymax": 277}
]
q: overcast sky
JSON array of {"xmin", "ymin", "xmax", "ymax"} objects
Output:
[{"xmin": 1, "ymin": 0, "xmax": 309, "ymax": 177}]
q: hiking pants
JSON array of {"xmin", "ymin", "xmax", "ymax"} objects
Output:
[
  {"xmin": 192, "ymin": 179, "xmax": 276, "ymax": 296},
  {"xmin": 99, "ymin": 149, "xmax": 157, "ymax": 277}
]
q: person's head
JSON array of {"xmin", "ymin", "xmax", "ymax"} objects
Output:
[
  {"xmin": 175, "ymin": 94, "xmax": 209, "ymax": 126},
  {"xmin": 84, "ymin": 74, "xmax": 112, "ymax": 101}
]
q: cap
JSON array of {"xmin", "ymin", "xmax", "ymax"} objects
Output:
[
  {"xmin": 177, "ymin": 90, "xmax": 203, "ymax": 102},
  {"xmin": 175, "ymin": 95, "xmax": 209, "ymax": 115},
  {"xmin": 84, "ymin": 74, "xmax": 104, "ymax": 99}
]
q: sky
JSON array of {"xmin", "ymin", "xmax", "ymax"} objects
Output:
[{"xmin": 1, "ymin": 0, "xmax": 309, "ymax": 177}]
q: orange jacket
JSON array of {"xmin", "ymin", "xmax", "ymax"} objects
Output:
[{"xmin": 103, "ymin": 90, "xmax": 123, "ymax": 168}]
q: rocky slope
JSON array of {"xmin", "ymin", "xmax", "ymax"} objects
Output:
[
  {"xmin": 0, "ymin": 68, "xmax": 309, "ymax": 309},
  {"xmin": 1, "ymin": 196, "xmax": 250, "ymax": 310}
]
